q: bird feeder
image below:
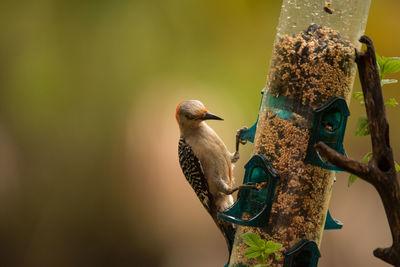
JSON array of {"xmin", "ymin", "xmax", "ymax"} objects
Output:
[
  {"xmin": 219, "ymin": 154, "xmax": 279, "ymax": 228},
  {"xmin": 220, "ymin": 1, "xmax": 371, "ymax": 266}
]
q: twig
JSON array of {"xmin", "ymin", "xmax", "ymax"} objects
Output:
[{"xmin": 315, "ymin": 36, "xmax": 400, "ymax": 267}]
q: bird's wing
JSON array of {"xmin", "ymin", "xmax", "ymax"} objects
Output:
[
  {"xmin": 178, "ymin": 138, "xmax": 212, "ymax": 211},
  {"xmin": 178, "ymin": 138, "xmax": 235, "ymax": 252}
]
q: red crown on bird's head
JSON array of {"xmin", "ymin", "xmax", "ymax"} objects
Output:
[
  {"xmin": 175, "ymin": 101, "xmax": 207, "ymax": 123},
  {"xmin": 175, "ymin": 101, "xmax": 183, "ymax": 123}
]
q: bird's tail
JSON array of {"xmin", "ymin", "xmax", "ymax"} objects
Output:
[{"xmin": 211, "ymin": 211, "xmax": 235, "ymax": 253}]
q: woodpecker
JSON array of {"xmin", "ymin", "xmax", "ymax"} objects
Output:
[{"xmin": 176, "ymin": 100, "xmax": 253, "ymax": 252}]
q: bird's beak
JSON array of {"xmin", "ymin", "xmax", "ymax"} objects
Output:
[{"xmin": 203, "ymin": 112, "xmax": 223, "ymax": 121}]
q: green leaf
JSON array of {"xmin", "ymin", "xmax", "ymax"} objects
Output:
[
  {"xmin": 379, "ymin": 55, "xmax": 392, "ymax": 65},
  {"xmin": 348, "ymin": 173, "xmax": 358, "ymax": 187},
  {"xmin": 354, "ymin": 115, "xmax": 370, "ymax": 136},
  {"xmin": 265, "ymin": 248, "xmax": 274, "ymax": 255},
  {"xmin": 385, "ymin": 98, "xmax": 398, "ymax": 107},
  {"xmin": 375, "ymin": 53, "xmax": 384, "ymax": 70},
  {"xmin": 380, "ymin": 57, "xmax": 400, "ymax": 78},
  {"xmin": 395, "ymin": 162, "xmax": 400, "ymax": 172},
  {"xmin": 361, "ymin": 152, "xmax": 373, "ymax": 163},
  {"xmin": 260, "ymin": 251, "xmax": 267, "ymax": 263},
  {"xmin": 376, "ymin": 54, "xmax": 392, "ymax": 78},
  {"xmin": 245, "ymin": 246, "xmax": 262, "ymax": 259},
  {"xmin": 254, "ymin": 264, "xmax": 268, "ymax": 267},
  {"xmin": 383, "ymin": 58, "xmax": 400, "ymax": 75},
  {"xmin": 353, "ymin": 91, "xmax": 364, "ymax": 100},
  {"xmin": 242, "ymin": 233, "xmax": 282, "ymax": 264},
  {"xmin": 348, "ymin": 152, "xmax": 372, "ymax": 187},
  {"xmin": 381, "ymin": 79, "xmax": 398, "ymax": 86},
  {"xmin": 275, "ymin": 253, "xmax": 281, "ymax": 260},
  {"xmin": 260, "ymin": 239, "xmax": 266, "ymax": 250},
  {"xmin": 242, "ymin": 232, "xmax": 264, "ymax": 248},
  {"xmin": 256, "ymin": 255, "xmax": 264, "ymax": 263},
  {"xmin": 266, "ymin": 241, "xmax": 283, "ymax": 252}
]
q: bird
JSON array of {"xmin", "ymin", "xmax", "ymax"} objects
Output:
[{"xmin": 175, "ymin": 99, "xmax": 254, "ymax": 252}]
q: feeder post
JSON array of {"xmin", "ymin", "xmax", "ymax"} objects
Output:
[{"xmin": 226, "ymin": 1, "xmax": 371, "ymax": 266}]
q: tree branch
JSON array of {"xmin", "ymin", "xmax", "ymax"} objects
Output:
[
  {"xmin": 316, "ymin": 36, "xmax": 400, "ymax": 267},
  {"xmin": 314, "ymin": 142, "xmax": 371, "ymax": 182},
  {"xmin": 355, "ymin": 36, "xmax": 394, "ymax": 173}
]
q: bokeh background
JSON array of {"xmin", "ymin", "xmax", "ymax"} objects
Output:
[{"xmin": 1, "ymin": 0, "xmax": 400, "ymax": 266}]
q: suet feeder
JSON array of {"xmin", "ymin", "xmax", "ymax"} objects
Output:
[{"xmin": 222, "ymin": 0, "xmax": 371, "ymax": 266}]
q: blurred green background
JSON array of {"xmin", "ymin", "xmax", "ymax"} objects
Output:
[{"xmin": 0, "ymin": 0, "xmax": 400, "ymax": 266}]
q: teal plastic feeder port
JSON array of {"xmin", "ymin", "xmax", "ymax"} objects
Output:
[
  {"xmin": 238, "ymin": 90, "xmax": 264, "ymax": 144},
  {"xmin": 283, "ymin": 239, "xmax": 321, "ymax": 267},
  {"xmin": 324, "ymin": 209, "xmax": 343, "ymax": 230},
  {"xmin": 305, "ymin": 97, "xmax": 350, "ymax": 171},
  {"xmin": 218, "ymin": 154, "xmax": 279, "ymax": 228}
]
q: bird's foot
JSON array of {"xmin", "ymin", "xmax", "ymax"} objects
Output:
[
  {"xmin": 226, "ymin": 182, "xmax": 258, "ymax": 195},
  {"xmin": 231, "ymin": 151, "xmax": 240, "ymax": 163},
  {"xmin": 235, "ymin": 126, "xmax": 248, "ymax": 152},
  {"xmin": 238, "ymin": 182, "xmax": 258, "ymax": 191},
  {"xmin": 236, "ymin": 182, "xmax": 258, "ymax": 198}
]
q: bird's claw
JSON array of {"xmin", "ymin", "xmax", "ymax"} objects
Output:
[
  {"xmin": 235, "ymin": 126, "xmax": 248, "ymax": 152},
  {"xmin": 239, "ymin": 182, "xmax": 258, "ymax": 190},
  {"xmin": 231, "ymin": 151, "xmax": 240, "ymax": 163},
  {"xmin": 236, "ymin": 182, "xmax": 258, "ymax": 198}
]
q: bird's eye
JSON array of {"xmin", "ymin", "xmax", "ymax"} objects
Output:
[{"xmin": 185, "ymin": 114, "xmax": 201, "ymax": 120}]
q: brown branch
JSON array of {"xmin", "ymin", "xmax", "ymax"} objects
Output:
[
  {"xmin": 314, "ymin": 142, "xmax": 371, "ymax": 182},
  {"xmin": 356, "ymin": 36, "xmax": 394, "ymax": 172},
  {"xmin": 316, "ymin": 36, "xmax": 400, "ymax": 267}
]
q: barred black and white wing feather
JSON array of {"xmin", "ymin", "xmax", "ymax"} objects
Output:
[
  {"xmin": 178, "ymin": 137, "xmax": 234, "ymax": 252},
  {"xmin": 178, "ymin": 137, "xmax": 211, "ymax": 212}
]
